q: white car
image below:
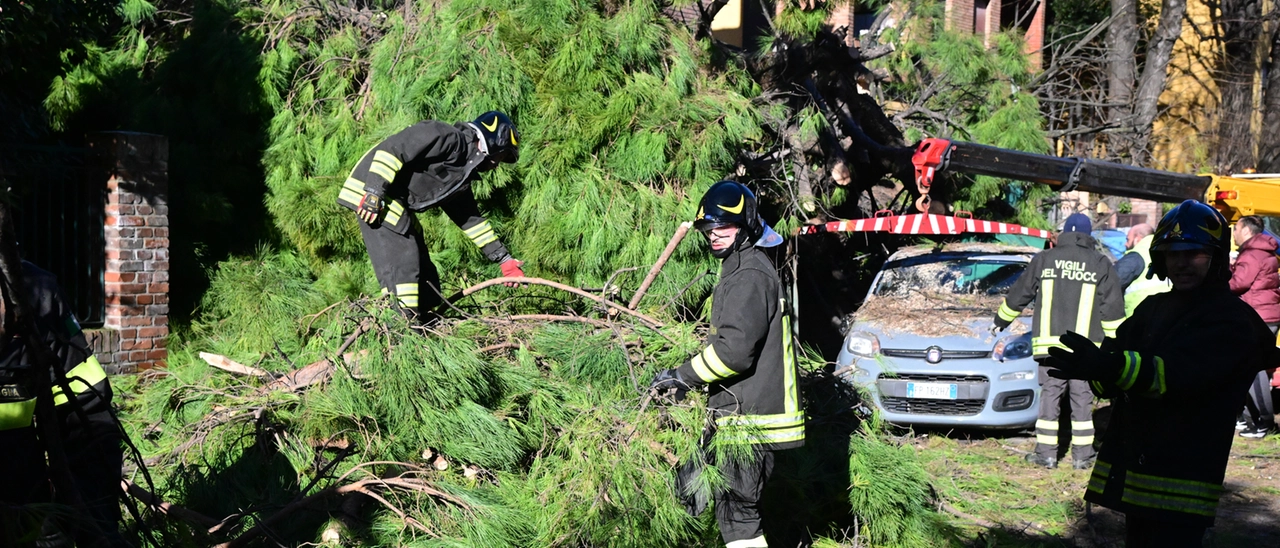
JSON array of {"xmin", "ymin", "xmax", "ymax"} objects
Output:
[{"xmin": 835, "ymin": 243, "xmax": 1041, "ymax": 428}]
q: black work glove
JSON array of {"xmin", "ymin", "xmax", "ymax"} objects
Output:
[
  {"xmin": 989, "ymin": 316, "xmax": 1012, "ymax": 337},
  {"xmin": 357, "ymin": 191, "xmax": 384, "ymax": 225},
  {"xmin": 1043, "ymin": 331, "xmax": 1123, "ymax": 383},
  {"xmin": 649, "ymin": 368, "xmax": 690, "ymax": 402}
]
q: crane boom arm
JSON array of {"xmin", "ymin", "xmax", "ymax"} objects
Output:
[{"xmin": 911, "ymin": 139, "xmax": 1213, "ymax": 209}]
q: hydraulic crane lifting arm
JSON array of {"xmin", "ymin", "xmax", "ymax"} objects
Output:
[{"xmin": 909, "ymin": 138, "xmax": 1214, "ymax": 213}]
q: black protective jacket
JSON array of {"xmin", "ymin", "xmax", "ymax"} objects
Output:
[
  {"xmin": 676, "ymin": 243, "xmax": 804, "ymax": 450},
  {"xmin": 0, "ymin": 262, "xmax": 111, "ymax": 424},
  {"xmin": 336, "ymin": 120, "xmax": 511, "ymax": 262},
  {"xmin": 997, "ymin": 232, "xmax": 1125, "ymax": 357},
  {"xmin": 1085, "ymin": 284, "xmax": 1274, "ymax": 526}
]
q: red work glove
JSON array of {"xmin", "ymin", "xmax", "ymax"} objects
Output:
[
  {"xmin": 500, "ymin": 259, "xmax": 525, "ymax": 287},
  {"xmin": 1271, "ymin": 368, "xmax": 1280, "ymax": 389},
  {"xmin": 357, "ymin": 192, "xmax": 384, "ymax": 225}
]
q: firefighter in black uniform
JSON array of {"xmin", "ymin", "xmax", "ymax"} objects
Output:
[
  {"xmin": 649, "ymin": 181, "xmax": 804, "ymax": 548},
  {"xmin": 0, "ymin": 261, "xmax": 125, "ymax": 547},
  {"xmin": 337, "ymin": 111, "xmax": 526, "ymax": 320},
  {"xmin": 990, "ymin": 213, "xmax": 1124, "ymax": 469},
  {"xmin": 1044, "ymin": 200, "xmax": 1276, "ymax": 547}
]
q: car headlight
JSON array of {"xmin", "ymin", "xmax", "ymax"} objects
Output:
[
  {"xmin": 992, "ymin": 335, "xmax": 1032, "ymax": 362},
  {"xmin": 999, "ymin": 370, "xmax": 1037, "ymax": 381},
  {"xmin": 846, "ymin": 331, "xmax": 880, "ymax": 357}
]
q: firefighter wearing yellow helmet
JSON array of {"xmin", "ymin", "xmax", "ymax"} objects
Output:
[
  {"xmin": 1045, "ymin": 200, "xmax": 1278, "ymax": 545},
  {"xmin": 337, "ymin": 111, "xmax": 525, "ymax": 322},
  {"xmin": 649, "ymin": 181, "xmax": 801, "ymax": 548}
]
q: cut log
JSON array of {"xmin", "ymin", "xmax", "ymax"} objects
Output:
[
  {"xmin": 266, "ymin": 358, "xmax": 334, "ymax": 392},
  {"xmin": 199, "ymin": 352, "xmax": 270, "ymax": 378}
]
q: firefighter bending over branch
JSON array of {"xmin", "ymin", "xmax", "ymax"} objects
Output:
[
  {"xmin": 0, "ymin": 259, "xmax": 125, "ymax": 547},
  {"xmin": 1045, "ymin": 200, "xmax": 1276, "ymax": 547},
  {"xmin": 990, "ymin": 213, "xmax": 1124, "ymax": 470},
  {"xmin": 649, "ymin": 181, "xmax": 804, "ymax": 548},
  {"xmin": 337, "ymin": 111, "xmax": 526, "ymax": 322}
]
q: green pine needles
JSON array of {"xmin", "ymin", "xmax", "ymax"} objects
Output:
[{"xmin": 33, "ymin": 0, "xmax": 1070, "ymax": 545}]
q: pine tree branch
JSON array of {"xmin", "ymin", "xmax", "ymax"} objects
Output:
[
  {"xmin": 629, "ymin": 222, "xmax": 692, "ymax": 309},
  {"xmin": 214, "ymin": 473, "xmax": 464, "ymax": 548},
  {"xmin": 122, "ymin": 479, "xmax": 222, "ymax": 530},
  {"xmin": 443, "ymin": 277, "xmax": 665, "ymax": 329}
]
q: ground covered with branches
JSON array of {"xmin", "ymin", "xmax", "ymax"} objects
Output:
[{"xmin": 111, "ymin": 252, "xmax": 954, "ymax": 547}]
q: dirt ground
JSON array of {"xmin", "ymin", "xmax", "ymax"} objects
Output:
[{"xmin": 907, "ymin": 412, "xmax": 1280, "ymax": 548}]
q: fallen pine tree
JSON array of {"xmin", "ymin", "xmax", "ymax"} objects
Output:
[
  {"xmin": 28, "ymin": 0, "xmax": 1062, "ymax": 545},
  {"xmin": 108, "ymin": 251, "xmax": 952, "ymax": 547}
]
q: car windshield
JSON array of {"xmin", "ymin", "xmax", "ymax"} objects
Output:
[{"xmin": 873, "ymin": 257, "xmax": 1027, "ymax": 298}]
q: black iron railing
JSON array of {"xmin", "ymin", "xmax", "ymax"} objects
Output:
[{"xmin": 0, "ymin": 144, "xmax": 106, "ymax": 327}]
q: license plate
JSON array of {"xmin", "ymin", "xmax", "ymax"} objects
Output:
[{"xmin": 907, "ymin": 382, "xmax": 958, "ymax": 400}]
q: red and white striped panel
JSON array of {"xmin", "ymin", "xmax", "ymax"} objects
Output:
[{"xmin": 795, "ymin": 214, "xmax": 1050, "ymax": 239}]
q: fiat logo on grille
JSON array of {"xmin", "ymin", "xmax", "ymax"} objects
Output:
[{"xmin": 925, "ymin": 346, "xmax": 943, "ymax": 364}]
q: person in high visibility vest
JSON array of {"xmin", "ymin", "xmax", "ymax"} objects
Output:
[
  {"xmin": 1045, "ymin": 200, "xmax": 1277, "ymax": 547},
  {"xmin": 1113, "ymin": 223, "xmax": 1171, "ymax": 317},
  {"xmin": 336, "ymin": 111, "xmax": 526, "ymax": 323},
  {"xmin": 0, "ymin": 261, "xmax": 125, "ymax": 547},
  {"xmin": 990, "ymin": 213, "xmax": 1125, "ymax": 470}
]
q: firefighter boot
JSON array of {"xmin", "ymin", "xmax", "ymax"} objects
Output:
[{"xmin": 1024, "ymin": 453, "xmax": 1057, "ymax": 469}]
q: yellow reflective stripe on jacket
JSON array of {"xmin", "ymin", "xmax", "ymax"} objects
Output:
[
  {"xmin": 1087, "ymin": 460, "xmax": 1111, "ymax": 494},
  {"xmin": 394, "ymin": 283, "xmax": 420, "ymax": 308},
  {"xmin": 690, "ymin": 345, "xmax": 735, "ymax": 383},
  {"xmin": 1075, "ymin": 282, "xmax": 1096, "ymax": 336},
  {"xmin": 782, "ymin": 310, "xmax": 799, "ymax": 415},
  {"xmin": 338, "ymin": 177, "xmax": 364, "ymax": 207},
  {"xmin": 1145, "ymin": 356, "xmax": 1166, "ymax": 396},
  {"xmin": 1117, "ymin": 351, "xmax": 1141, "ymax": 391},
  {"xmin": 1112, "ymin": 468, "xmax": 1224, "ymax": 518},
  {"xmin": 1090, "ymin": 380, "xmax": 1106, "ymax": 397},
  {"xmin": 1039, "ymin": 279, "xmax": 1055, "ymax": 340},
  {"xmin": 1126, "ymin": 471, "xmax": 1224, "ymax": 500},
  {"xmin": 383, "ymin": 199, "xmax": 406, "ymax": 227},
  {"xmin": 0, "ymin": 399, "xmax": 37, "ymax": 431},
  {"xmin": 368, "ymin": 158, "xmax": 398, "ymax": 183},
  {"xmin": 717, "ymin": 412, "xmax": 806, "ymax": 428},
  {"xmin": 715, "ymin": 411, "xmax": 806, "ymax": 445},
  {"xmin": 1100, "ymin": 317, "xmax": 1124, "ymax": 338},
  {"xmin": 716, "ymin": 427, "xmax": 805, "ymax": 445},
  {"xmin": 997, "ymin": 300, "xmax": 1020, "ymax": 322},
  {"xmin": 51, "ymin": 355, "xmax": 108, "ymax": 406},
  {"xmin": 1121, "ymin": 489, "xmax": 1217, "ymax": 517},
  {"xmin": 463, "ymin": 221, "xmax": 498, "ymax": 248},
  {"xmin": 373, "ymin": 150, "xmax": 403, "ymax": 172},
  {"xmin": 1031, "ymin": 336, "xmax": 1065, "ymax": 356}
]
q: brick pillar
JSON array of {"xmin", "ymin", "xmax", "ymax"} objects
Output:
[
  {"xmin": 946, "ymin": 0, "xmax": 976, "ymax": 34},
  {"xmin": 87, "ymin": 132, "xmax": 169, "ymax": 373},
  {"xmin": 984, "ymin": 0, "xmax": 1002, "ymax": 48},
  {"xmin": 1024, "ymin": 0, "xmax": 1047, "ymax": 70}
]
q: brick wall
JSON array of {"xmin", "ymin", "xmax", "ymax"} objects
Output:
[
  {"xmin": 1024, "ymin": 0, "xmax": 1046, "ymax": 69},
  {"xmin": 946, "ymin": 0, "xmax": 975, "ymax": 34},
  {"xmin": 1128, "ymin": 199, "xmax": 1162, "ymax": 228},
  {"xmin": 87, "ymin": 132, "xmax": 170, "ymax": 373},
  {"xmin": 983, "ymin": 0, "xmax": 1002, "ymax": 48}
]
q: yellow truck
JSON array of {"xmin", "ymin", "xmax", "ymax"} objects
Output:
[{"xmin": 1204, "ymin": 173, "xmax": 1280, "ymax": 223}]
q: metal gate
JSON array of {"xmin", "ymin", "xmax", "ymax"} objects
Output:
[{"xmin": 0, "ymin": 144, "xmax": 106, "ymax": 327}]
